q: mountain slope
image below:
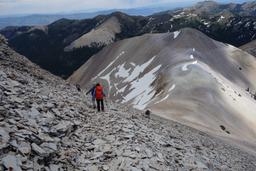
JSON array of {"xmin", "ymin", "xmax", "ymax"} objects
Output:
[
  {"xmin": 0, "ymin": 12, "xmax": 147, "ymax": 78},
  {"xmin": 2, "ymin": 34, "xmax": 256, "ymax": 170},
  {"xmin": 240, "ymin": 39, "xmax": 256, "ymax": 57},
  {"xmin": 69, "ymin": 28, "xmax": 256, "ymax": 145},
  {"xmin": 64, "ymin": 16, "xmax": 121, "ymax": 51}
]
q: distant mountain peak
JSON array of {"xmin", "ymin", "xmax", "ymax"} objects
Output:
[
  {"xmin": 110, "ymin": 11, "xmax": 129, "ymax": 17},
  {"xmin": 195, "ymin": 0, "xmax": 219, "ymax": 6}
]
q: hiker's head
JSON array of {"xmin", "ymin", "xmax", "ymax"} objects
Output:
[{"xmin": 96, "ymin": 83, "xmax": 100, "ymax": 86}]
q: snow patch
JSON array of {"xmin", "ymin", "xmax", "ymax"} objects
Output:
[
  {"xmin": 155, "ymin": 84, "xmax": 176, "ymax": 104},
  {"xmin": 173, "ymin": 31, "xmax": 180, "ymax": 39},
  {"xmin": 117, "ymin": 85, "xmax": 128, "ymax": 93},
  {"xmin": 123, "ymin": 64, "xmax": 162, "ymax": 110},
  {"xmin": 190, "ymin": 54, "xmax": 194, "ymax": 59},
  {"xmin": 182, "ymin": 60, "xmax": 198, "ymax": 71},
  {"xmin": 218, "ymin": 16, "xmax": 225, "ymax": 22},
  {"xmin": 115, "ymin": 63, "xmax": 131, "ymax": 78},
  {"xmin": 124, "ymin": 56, "xmax": 157, "ymax": 82},
  {"xmin": 130, "ymin": 62, "xmax": 136, "ymax": 67},
  {"xmin": 245, "ymin": 22, "xmax": 251, "ymax": 27},
  {"xmin": 173, "ymin": 14, "xmax": 181, "ymax": 19},
  {"xmin": 96, "ymin": 51, "xmax": 125, "ymax": 78},
  {"xmin": 169, "ymin": 84, "xmax": 176, "ymax": 92}
]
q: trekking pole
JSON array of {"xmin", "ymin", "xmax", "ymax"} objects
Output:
[{"xmin": 82, "ymin": 90, "xmax": 89, "ymax": 107}]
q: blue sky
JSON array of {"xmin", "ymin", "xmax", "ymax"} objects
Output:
[{"xmin": 0, "ymin": 0, "xmax": 251, "ymax": 16}]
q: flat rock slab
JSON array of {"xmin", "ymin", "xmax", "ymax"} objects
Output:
[
  {"xmin": 31, "ymin": 143, "xmax": 48, "ymax": 157},
  {"xmin": 0, "ymin": 129, "xmax": 10, "ymax": 149},
  {"xmin": 2, "ymin": 154, "xmax": 22, "ymax": 171}
]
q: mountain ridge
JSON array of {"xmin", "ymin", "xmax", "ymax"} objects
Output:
[
  {"xmin": 0, "ymin": 3, "xmax": 190, "ymax": 29},
  {"xmin": 69, "ymin": 28, "xmax": 256, "ymax": 146}
]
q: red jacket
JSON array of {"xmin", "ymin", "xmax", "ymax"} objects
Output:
[{"xmin": 95, "ymin": 85, "xmax": 104, "ymax": 100}]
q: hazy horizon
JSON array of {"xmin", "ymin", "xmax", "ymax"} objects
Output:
[{"xmin": 0, "ymin": 0, "xmax": 251, "ymax": 17}]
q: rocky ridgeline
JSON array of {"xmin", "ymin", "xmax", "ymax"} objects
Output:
[{"xmin": 0, "ymin": 35, "xmax": 256, "ymax": 171}]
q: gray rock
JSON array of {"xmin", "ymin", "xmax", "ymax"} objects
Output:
[
  {"xmin": 131, "ymin": 167, "xmax": 142, "ymax": 171},
  {"xmin": 86, "ymin": 165, "xmax": 99, "ymax": 171},
  {"xmin": 27, "ymin": 107, "xmax": 41, "ymax": 118},
  {"xmin": 8, "ymin": 79, "xmax": 20, "ymax": 87},
  {"xmin": 0, "ymin": 70, "xmax": 7, "ymax": 78},
  {"xmin": 93, "ymin": 139, "xmax": 106, "ymax": 145},
  {"xmin": 91, "ymin": 152, "xmax": 104, "ymax": 159},
  {"xmin": 21, "ymin": 160, "xmax": 34, "ymax": 170},
  {"xmin": 8, "ymin": 118, "xmax": 16, "ymax": 125},
  {"xmin": 103, "ymin": 165, "xmax": 110, "ymax": 171},
  {"xmin": 100, "ymin": 144, "xmax": 112, "ymax": 153},
  {"xmin": 31, "ymin": 143, "xmax": 48, "ymax": 156},
  {"xmin": 10, "ymin": 139, "xmax": 19, "ymax": 148},
  {"xmin": 0, "ymin": 106, "xmax": 5, "ymax": 113},
  {"xmin": 51, "ymin": 121, "xmax": 73, "ymax": 133},
  {"xmin": 37, "ymin": 132, "xmax": 55, "ymax": 142},
  {"xmin": 18, "ymin": 141, "xmax": 31, "ymax": 154},
  {"xmin": 46, "ymin": 102, "xmax": 55, "ymax": 109},
  {"xmin": 145, "ymin": 149, "xmax": 154, "ymax": 158},
  {"xmin": 105, "ymin": 135, "xmax": 115, "ymax": 142},
  {"xmin": 0, "ymin": 129, "xmax": 10, "ymax": 149},
  {"xmin": 2, "ymin": 154, "xmax": 22, "ymax": 171},
  {"xmin": 122, "ymin": 150, "xmax": 137, "ymax": 159},
  {"xmin": 49, "ymin": 164, "xmax": 63, "ymax": 171},
  {"xmin": 123, "ymin": 133, "xmax": 134, "ymax": 139},
  {"xmin": 41, "ymin": 142, "xmax": 58, "ymax": 152}
]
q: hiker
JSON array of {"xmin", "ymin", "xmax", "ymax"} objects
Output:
[
  {"xmin": 86, "ymin": 84, "xmax": 96, "ymax": 109},
  {"xmin": 94, "ymin": 83, "xmax": 106, "ymax": 112}
]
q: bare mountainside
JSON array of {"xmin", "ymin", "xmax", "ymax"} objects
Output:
[
  {"xmin": 69, "ymin": 28, "xmax": 256, "ymax": 148},
  {"xmin": 240, "ymin": 39, "xmax": 256, "ymax": 57},
  {"xmin": 2, "ymin": 34, "xmax": 256, "ymax": 170},
  {"xmin": 65, "ymin": 16, "xmax": 121, "ymax": 51}
]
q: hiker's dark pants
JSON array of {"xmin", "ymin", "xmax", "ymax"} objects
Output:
[
  {"xmin": 92, "ymin": 97, "xmax": 96, "ymax": 108},
  {"xmin": 96, "ymin": 99, "xmax": 104, "ymax": 112}
]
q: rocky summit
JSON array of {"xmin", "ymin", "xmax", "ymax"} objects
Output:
[{"xmin": 1, "ymin": 35, "xmax": 256, "ymax": 170}]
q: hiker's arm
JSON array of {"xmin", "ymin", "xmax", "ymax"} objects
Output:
[
  {"xmin": 86, "ymin": 90, "xmax": 90, "ymax": 95},
  {"xmin": 86, "ymin": 88, "xmax": 92, "ymax": 95}
]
